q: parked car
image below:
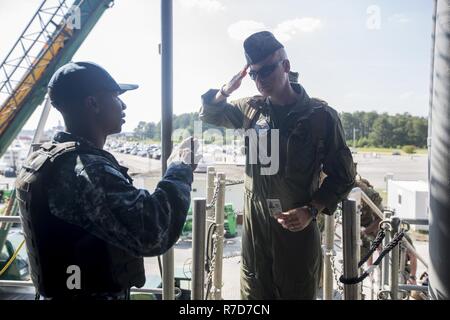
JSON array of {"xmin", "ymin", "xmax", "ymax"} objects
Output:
[
  {"xmin": 3, "ymin": 167, "xmax": 16, "ymax": 178},
  {"xmin": 152, "ymin": 149, "xmax": 161, "ymax": 160},
  {"xmin": 194, "ymin": 154, "xmax": 214, "ymax": 173}
]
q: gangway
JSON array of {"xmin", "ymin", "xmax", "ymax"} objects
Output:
[{"xmin": 0, "ymin": 0, "xmax": 114, "ymax": 157}]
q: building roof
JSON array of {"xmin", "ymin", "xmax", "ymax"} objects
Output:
[{"xmin": 390, "ymin": 180, "xmax": 429, "ymax": 192}]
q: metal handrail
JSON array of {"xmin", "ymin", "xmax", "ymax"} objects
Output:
[
  {"xmin": 0, "ymin": 216, "xmax": 22, "ymax": 223},
  {"xmin": 0, "ymin": 280, "xmax": 170, "ymax": 295}
]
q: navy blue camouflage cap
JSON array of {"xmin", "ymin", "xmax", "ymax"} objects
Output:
[
  {"xmin": 48, "ymin": 61, "xmax": 138, "ymax": 107},
  {"xmin": 243, "ymin": 31, "xmax": 284, "ymax": 64}
]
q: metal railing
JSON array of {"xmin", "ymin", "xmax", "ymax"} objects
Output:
[
  {"xmin": 0, "ymin": 215, "xmax": 173, "ymax": 297},
  {"xmin": 326, "ymin": 187, "xmax": 430, "ymax": 300},
  {"xmin": 191, "ymin": 198, "xmax": 206, "ymax": 300}
]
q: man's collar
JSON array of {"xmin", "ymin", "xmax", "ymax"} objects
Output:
[
  {"xmin": 288, "ymin": 83, "xmax": 311, "ymax": 115},
  {"xmin": 52, "ymin": 131, "xmax": 123, "ymax": 167},
  {"xmin": 52, "ymin": 131, "xmax": 99, "ymax": 149}
]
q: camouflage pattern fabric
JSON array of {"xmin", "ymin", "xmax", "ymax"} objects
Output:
[
  {"xmin": 355, "ymin": 177, "xmax": 383, "ymax": 259},
  {"xmin": 46, "ymin": 132, "xmax": 193, "ymax": 258}
]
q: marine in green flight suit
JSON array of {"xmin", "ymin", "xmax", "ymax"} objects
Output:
[{"xmin": 199, "ymin": 31, "xmax": 356, "ymax": 299}]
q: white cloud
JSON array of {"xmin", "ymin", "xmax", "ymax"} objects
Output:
[
  {"xmin": 178, "ymin": 0, "xmax": 225, "ymax": 12},
  {"xmin": 389, "ymin": 13, "xmax": 411, "ymax": 24},
  {"xmin": 273, "ymin": 18, "xmax": 322, "ymax": 42},
  {"xmin": 227, "ymin": 18, "xmax": 321, "ymax": 42},
  {"xmin": 227, "ymin": 20, "xmax": 267, "ymax": 41}
]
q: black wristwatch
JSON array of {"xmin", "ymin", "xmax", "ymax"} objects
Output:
[{"xmin": 307, "ymin": 205, "xmax": 319, "ymax": 221}]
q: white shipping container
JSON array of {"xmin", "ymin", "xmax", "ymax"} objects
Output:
[{"xmin": 387, "ymin": 180, "xmax": 429, "ymax": 231}]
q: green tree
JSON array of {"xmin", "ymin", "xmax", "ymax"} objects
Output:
[{"xmin": 369, "ymin": 115, "xmax": 393, "ymax": 147}]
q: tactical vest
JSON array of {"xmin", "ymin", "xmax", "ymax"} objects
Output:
[{"xmin": 15, "ymin": 141, "xmax": 145, "ymax": 298}]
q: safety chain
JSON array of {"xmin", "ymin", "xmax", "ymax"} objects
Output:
[
  {"xmin": 358, "ymin": 228, "xmax": 386, "ymax": 268},
  {"xmin": 206, "ymin": 183, "xmax": 220, "ymax": 210},
  {"xmin": 329, "ymin": 251, "xmax": 344, "ymax": 293},
  {"xmin": 206, "ymin": 179, "xmax": 244, "ymax": 210},
  {"xmin": 334, "ymin": 209, "xmax": 343, "ymax": 229},
  {"xmin": 339, "ymin": 230, "xmax": 405, "ymax": 285},
  {"xmin": 205, "ymin": 223, "xmax": 218, "ymax": 299},
  {"xmin": 224, "ymin": 179, "xmax": 244, "ymax": 187}
]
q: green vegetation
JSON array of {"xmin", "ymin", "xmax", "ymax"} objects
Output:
[
  {"xmin": 402, "ymin": 145, "xmax": 417, "ymax": 154},
  {"xmin": 340, "ymin": 111, "xmax": 427, "ymax": 149},
  {"xmin": 133, "ymin": 112, "xmax": 224, "ymax": 141},
  {"xmin": 356, "ymin": 147, "xmax": 427, "ymax": 154},
  {"xmin": 132, "ymin": 111, "xmax": 428, "ymax": 151}
]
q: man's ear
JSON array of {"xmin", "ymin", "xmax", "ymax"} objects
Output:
[
  {"xmin": 283, "ymin": 59, "xmax": 291, "ymax": 73},
  {"xmin": 85, "ymin": 96, "xmax": 101, "ymax": 114}
]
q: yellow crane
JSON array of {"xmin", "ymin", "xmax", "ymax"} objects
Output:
[{"xmin": 0, "ymin": 0, "xmax": 114, "ymax": 157}]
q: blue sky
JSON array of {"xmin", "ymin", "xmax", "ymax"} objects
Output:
[{"xmin": 0, "ymin": 0, "xmax": 434, "ymax": 132}]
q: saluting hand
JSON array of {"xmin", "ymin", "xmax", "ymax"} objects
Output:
[
  {"xmin": 274, "ymin": 206, "xmax": 313, "ymax": 232},
  {"xmin": 214, "ymin": 65, "xmax": 249, "ymax": 103},
  {"xmin": 222, "ymin": 64, "xmax": 249, "ymax": 95}
]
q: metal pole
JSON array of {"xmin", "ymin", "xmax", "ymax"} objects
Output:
[
  {"xmin": 403, "ymin": 238, "xmax": 428, "ymax": 269},
  {"xmin": 399, "ymin": 241, "xmax": 407, "ymax": 284},
  {"xmin": 390, "ymin": 217, "xmax": 400, "ymax": 300},
  {"xmin": 402, "ymin": 218, "xmax": 429, "ymax": 226},
  {"xmin": 0, "ymin": 280, "xmax": 169, "ymax": 295},
  {"xmin": 206, "ymin": 166, "xmax": 216, "ymax": 219},
  {"xmin": 323, "ymin": 214, "xmax": 335, "ymax": 300},
  {"xmin": 342, "ymin": 199, "xmax": 359, "ymax": 300},
  {"xmin": 161, "ymin": 0, "xmax": 174, "ymax": 300},
  {"xmin": 429, "ymin": 0, "xmax": 450, "ymax": 300},
  {"xmin": 384, "ymin": 173, "xmax": 394, "ymax": 195},
  {"xmin": 31, "ymin": 96, "xmax": 52, "ymax": 148},
  {"xmin": 0, "ymin": 280, "xmax": 34, "ymax": 287},
  {"xmin": 399, "ymin": 284, "xmax": 429, "ymax": 293},
  {"xmin": 348, "ymin": 187, "xmax": 362, "ymax": 296},
  {"xmin": 205, "ymin": 166, "xmax": 216, "ymax": 257},
  {"xmin": 427, "ymin": 0, "xmax": 437, "ymax": 183},
  {"xmin": 192, "ymin": 198, "xmax": 206, "ymax": 300},
  {"xmin": 213, "ymin": 172, "xmax": 225, "ymax": 300},
  {"xmin": 381, "ymin": 211, "xmax": 392, "ymax": 290},
  {"xmin": 0, "ymin": 217, "xmax": 22, "ymax": 223},
  {"xmin": 356, "ymin": 206, "xmax": 362, "ymax": 298}
]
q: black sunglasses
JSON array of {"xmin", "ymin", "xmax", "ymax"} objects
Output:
[{"xmin": 248, "ymin": 60, "xmax": 284, "ymax": 81}]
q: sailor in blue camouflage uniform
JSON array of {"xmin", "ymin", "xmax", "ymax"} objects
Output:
[{"xmin": 15, "ymin": 62, "xmax": 199, "ymax": 300}]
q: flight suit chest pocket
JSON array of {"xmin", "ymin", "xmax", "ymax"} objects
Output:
[{"xmin": 285, "ymin": 120, "xmax": 316, "ymax": 177}]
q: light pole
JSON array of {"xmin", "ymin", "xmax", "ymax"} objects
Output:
[{"xmin": 353, "ymin": 127, "xmax": 359, "ymax": 149}]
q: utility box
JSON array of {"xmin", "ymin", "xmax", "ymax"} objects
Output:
[{"xmin": 387, "ymin": 180, "xmax": 429, "ymax": 231}]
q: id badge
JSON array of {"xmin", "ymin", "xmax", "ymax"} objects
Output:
[{"xmin": 266, "ymin": 199, "xmax": 282, "ymax": 217}]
